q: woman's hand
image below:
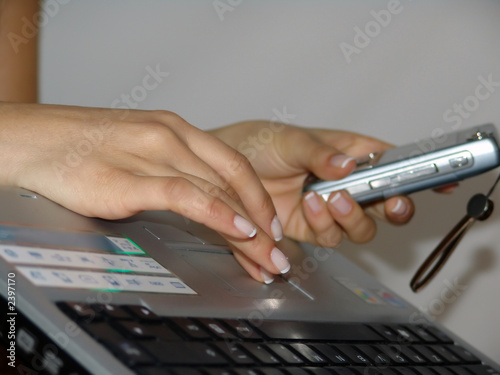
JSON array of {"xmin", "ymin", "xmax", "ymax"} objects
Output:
[
  {"xmin": 0, "ymin": 103, "xmax": 290, "ymax": 284},
  {"xmin": 211, "ymin": 121, "xmax": 415, "ymax": 249}
]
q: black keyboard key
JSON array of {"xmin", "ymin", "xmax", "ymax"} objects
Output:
[
  {"xmin": 103, "ymin": 340, "xmax": 156, "ymax": 367},
  {"xmin": 203, "ymin": 369, "xmax": 239, "ymax": 375},
  {"xmin": 150, "ymin": 324, "xmax": 183, "ymax": 341},
  {"xmin": 266, "ymin": 369, "xmax": 295, "ymax": 375},
  {"xmin": 253, "ymin": 321, "xmax": 382, "ymax": 342},
  {"xmin": 424, "ymin": 327, "xmax": 453, "ymax": 344},
  {"xmin": 288, "ymin": 343, "xmax": 328, "ymax": 364},
  {"xmin": 135, "ymin": 367, "xmax": 174, "ymax": 375},
  {"xmin": 412, "ymin": 345, "xmax": 445, "ymax": 364},
  {"xmin": 411, "ymin": 367, "xmax": 437, "ymax": 375},
  {"xmin": 57, "ymin": 301, "xmax": 101, "ymax": 323},
  {"xmin": 196, "ymin": 318, "xmax": 237, "ymax": 340},
  {"xmin": 395, "ymin": 369, "xmax": 421, "ymax": 375},
  {"xmin": 113, "ymin": 321, "xmax": 181, "ymax": 341},
  {"xmin": 397, "ymin": 346, "xmax": 427, "ymax": 365},
  {"xmin": 445, "ymin": 345, "xmax": 481, "ymax": 363},
  {"xmin": 168, "ymin": 317, "xmax": 212, "ymax": 339},
  {"xmin": 279, "ymin": 369, "xmax": 309, "ymax": 375},
  {"xmin": 232, "ymin": 370, "xmax": 266, "ymax": 375},
  {"xmin": 239, "ymin": 343, "xmax": 281, "ymax": 365},
  {"xmin": 164, "ymin": 368, "xmax": 206, "ymax": 375},
  {"xmin": 446, "ymin": 367, "xmax": 473, "ymax": 375},
  {"xmin": 376, "ymin": 345, "xmax": 409, "ymax": 364},
  {"xmin": 369, "ymin": 325, "xmax": 400, "ymax": 342},
  {"xmin": 135, "ymin": 367, "xmax": 178, "ymax": 375},
  {"xmin": 463, "ymin": 365, "xmax": 500, "ymax": 374},
  {"xmin": 141, "ymin": 341, "xmax": 228, "ymax": 365},
  {"xmin": 301, "ymin": 368, "xmax": 333, "ymax": 375},
  {"xmin": 327, "ymin": 368, "xmax": 361, "ymax": 375},
  {"xmin": 309, "ymin": 343, "xmax": 350, "ymax": 364},
  {"xmin": 213, "ymin": 342, "xmax": 255, "ymax": 365},
  {"xmin": 81, "ymin": 321, "xmax": 125, "ymax": 342},
  {"xmin": 91, "ymin": 303, "xmax": 132, "ymax": 320},
  {"xmin": 391, "ymin": 326, "xmax": 420, "ymax": 343},
  {"xmin": 223, "ymin": 319, "xmax": 262, "ymax": 340},
  {"xmin": 402, "ymin": 325, "xmax": 438, "ymax": 343},
  {"xmin": 123, "ymin": 305, "xmax": 161, "ymax": 322},
  {"xmin": 355, "ymin": 345, "xmax": 391, "ymax": 365},
  {"xmin": 335, "ymin": 344, "xmax": 371, "ymax": 365},
  {"xmin": 428, "ymin": 367, "xmax": 454, "ymax": 375},
  {"xmin": 112, "ymin": 320, "xmax": 157, "ymax": 340},
  {"xmin": 265, "ymin": 343, "xmax": 304, "ymax": 364},
  {"xmin": 362, "ymin": 368, "xmax": 400, "ymax": 375},
  {"xmin": 431, "ymin": 346, "xmax": 461, "ymax": 363},
  {"xmin": 177, "ymin": 369, "xmax": 207, "ymax": 375}
]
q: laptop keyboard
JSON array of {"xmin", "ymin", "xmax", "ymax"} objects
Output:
[{"xmin": 56, "ymin": 301, "xmax": 498, "ymax": 375}]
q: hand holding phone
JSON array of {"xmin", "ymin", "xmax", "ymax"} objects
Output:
[{"xmin": 304, "ymin": 124, "xmax": 500, "ymax": 204}]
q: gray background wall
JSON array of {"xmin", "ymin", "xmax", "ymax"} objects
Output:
[{"xmin": 39, "ymin": 0, "xmax": 500, "ymax": 360}]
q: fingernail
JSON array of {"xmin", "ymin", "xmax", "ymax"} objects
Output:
[
  {"xmin": 304, "ymin": 191, "xmax": 323, "ymax": 214},
  {"xmin": 271, "ymin": 247, "xmax": 290, "ymax": 274},
  {"xmin": 391, "ymin": 198, "xmax": 409, "ymax": 216},
  {"xmin": 271, "ymin": 215, "xmax": 283, "ymax": 241},
  {"xmin": 234, "ymin": 215, "xmax": 257, "ymax": 238},
  {"xmin": 260, "ymin": 267, "xmax": 275, "ymax": 284},
  {"xmin": 330, "ymin": 155, "xmax": 356, "ymax": 169},
  {"xmin": 329, "ymin": 192, "xmax": 352, "ymax": 215}
]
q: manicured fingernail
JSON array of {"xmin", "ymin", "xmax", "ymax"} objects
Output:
[
  {"xmin": 271, "ymin": 247, "xmax": 290, "ymax": 274},
  {"xmin": 391, "ymin": 198, "xmax": 409, "ymax": 216},
  {"xmin": 271, "ymin": 215, "xmax": 283, "ymax": 241},
  {"xmin": 234, "ymin": 215, "xmax": 257, "ymax": 238},
  {"xmin": 304, "ymin": 191, "xmax": 323, "ymax": 214},
  {"xmin": 329, "ymin": 192, "xmax": 352, "ymax": 215},
  {"xmin": 330, "ymin": 155, "xmax": 356, "ymax": 169},
  {"xmin": 260, "ymin": 267, "xmax": 275, "ymax": 284}
]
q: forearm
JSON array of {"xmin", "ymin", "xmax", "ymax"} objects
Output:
[{"xmin": 0, "ymin": 0, "xmax": 39, "ymax": 102}]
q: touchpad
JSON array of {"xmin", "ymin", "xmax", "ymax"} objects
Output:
[{"xmin": 179, "ymin": 250, "xmax": 306, "ymax": 300}]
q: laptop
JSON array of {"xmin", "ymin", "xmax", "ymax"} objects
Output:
[{"xmin": 0, "ymin": 185, "xmax": 498, "ymax": 375}]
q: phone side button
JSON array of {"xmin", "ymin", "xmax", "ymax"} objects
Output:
[
  {"xmin": 449, "ymin": 155, "xmax": 470, "ymax": 168},
  {"xmin": 345, "ymin": 183, "xmax": 372, "ymax": 195},
  {"xmin": 392, "ymin": 164, "xmax": 438, "ymax": 183},
  {"xmin": 369, "ymin": 177, "xmax": 392, "ymax": 189}
]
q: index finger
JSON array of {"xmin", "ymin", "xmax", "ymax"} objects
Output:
[
  {"xmin": 307, "ymin": 128, "xmax": 393, "ymax": 157},
  {"xmin": 182, "ymin": 126, "xmax": 283, "ymax": 242}
]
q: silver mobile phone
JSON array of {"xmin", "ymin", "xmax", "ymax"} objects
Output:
[{"xmin": 304, "ymin": 124, "xmax": 500, "ymax": 204}]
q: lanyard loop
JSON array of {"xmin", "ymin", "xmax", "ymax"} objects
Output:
[{"xmin": 410, "ymin": 172, "xmax": 500, "ymax": 293}]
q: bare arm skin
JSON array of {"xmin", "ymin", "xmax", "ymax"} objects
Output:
[{"xmin": 0, "ymin": 0, "xmax": 38, "ymax": 102}]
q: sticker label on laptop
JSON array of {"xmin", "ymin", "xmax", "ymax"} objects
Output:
[
  {"xmin": 105, "ymin": 236, "xmax": 145, "ymax": 254},
  {"xmin": 0, "ymin": 224, "xmax": 145, "ymax": 254},
  {"xmin": 16, "ymin": 266, "xmax": 197, "ymax": 295},
  {"xmin": 334, "ymin": 277, "xmax": 384, "ymax": 305},
  {"xmin": 0, "ymin": 245, "xmax": 171, "ymax": 274},
  {"xmin": 0, "ymin": 225, "xmax": 197, "ymax": 295},
  {"xmin": 374, "ymin": 288, "xmax": 406, "ymax": 308}
]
